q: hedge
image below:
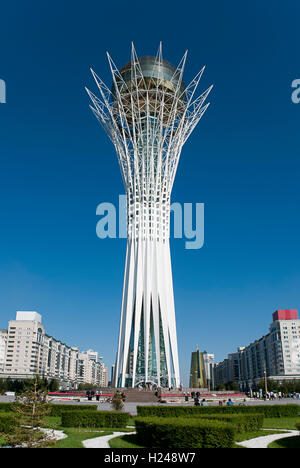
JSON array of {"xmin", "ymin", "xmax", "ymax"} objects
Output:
[
  {"xmin": 47, "ymin": 404, "xmax": 97, "ymax": 417},
  {"xmin": 296, "ymin": 422, "xmax": 300, "ymax": 431},
  {"xmin": 135, "ymin": 417, "xmax": 235, "ymax": 448},
  {"xmin": 137, "ymin": 404, "xmax": 299, "ymax": 419},
  {"xmin": 61, "ymin": 410, "xmax": 130, "ymax": 428},
  {"xmin": 0, "ymin": 414, "xmax": 18, "ymax": 434},
  {"xmin": 0, "ymin": 402, "xmax": 97, "ymax": 417},
  {"xmin": 193, "ymin": 413, "xmax": 264, "ymax": 433}
]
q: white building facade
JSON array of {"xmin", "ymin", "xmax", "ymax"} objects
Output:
[
  {"xmin": 0, "ymin": 311, "xmax": 107, "ymax": 389},
  {"xmin": 0, "ymin": 329, "xmax": 8, "ymax": 373},
  {"xmin": 214, "ymin": 310, "xmax": 300, "ymax": 390}
]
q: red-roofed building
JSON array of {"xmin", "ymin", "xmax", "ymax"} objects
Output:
[{"xmin": 273, "ymin": 309, "xmax": 298, "ymax": 322}]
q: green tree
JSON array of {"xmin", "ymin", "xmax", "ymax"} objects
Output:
[
  {"xmin": 48, "ymin": 379, "xmax": 59, "ymax": 392},
  {"xmin": 1, "ymin": 376, "xmax": 54, "ymax": 448},
  {"xmin": 0, "ymin": 379, "xmax": 8, "ymax": 394}
]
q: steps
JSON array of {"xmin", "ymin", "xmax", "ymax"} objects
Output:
[{"xmin": 123, "ymin": 389, "xmax": 159, "ymax": 403}]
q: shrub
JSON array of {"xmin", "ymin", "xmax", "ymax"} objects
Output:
[
  {"xmin": 111, "ymin": 392, "xmax": 124, "ymax": 411},
  {"xmin": 47, "ymin": 404, "xmax": 97, "ymax": 417},
  {"xmin": 0, "ymin": 403, "xmax": 13, "ymax": 413},
  {"xmin": 137, "ymin": 404, "xmax": 299, "ymax": 419},
  {"xmin": 296, "ymin": 422, "xmax": 300, "ymax": 431},
  {"xmin": 135, "ymin": 417, "xmax": 235, "ymax": 448},
  {"xmin": 0, "ymin": 414, "xmax": 18, "ymax": 434},
  {"xmin": 61, "ymin": 410, "xmax": 130, "ymax": 428},
  {"xmin": 193, "ymin": 413, "xmax": 264, "ymax": 433}
]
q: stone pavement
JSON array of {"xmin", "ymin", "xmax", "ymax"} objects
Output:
[
  {"xmin": 40, "ymin": 427, "xmax": 67, "ymax": 442},
  {"xmin": 82, "ymin": 431, "xmax": 136, "ymax": 448},
  {"xmin": 236, "ymin": 429, "xmax": 299, "ymax": 449}
]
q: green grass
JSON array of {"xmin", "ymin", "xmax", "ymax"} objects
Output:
[
  {"xmin": 42, "ymin": 415, "xmax": 134, "ymax": 448},
  {"xmin": 109, "ymin": 434, "xmax": 144, "ymax": 448},
  {"xmin": 42, "ymin": 416, "xmax": 62, "ymax": 430},
  {"xmin": 263, "ymin": 417, "xmax": 300, "ymax": 430},
  {"xmin": 51, "ymin": 428, "xmax": 113, "ymax": 448},
  {"xmin": 268, "ymin": 435, "xmax": 300, "ymax": 449}
]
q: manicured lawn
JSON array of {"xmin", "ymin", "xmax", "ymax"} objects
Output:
[
  {"xmin": 263, "ymin": 418, "xmax": 300, "ymax": 430},
  {"xmin": 268, "ymin": 435, "xmax": 300, "ymax": 449},
  {"xmin": 109, "ymin": 434, "xmax": 144, "ymax": 448},
  {"xmin": 42, "ymin": 416, "xmax": 62, "ymax": 430},
  {"xmin": 42, "ymin": 415, "xmax": 135, "ymax": 448},
  {"xmin": 51, "ymin": 428, "xmax": 113, "ymax": 448}
]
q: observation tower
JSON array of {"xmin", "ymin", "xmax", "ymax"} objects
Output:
[{"xmin": 86, "ymin": 44, "xmax": 212, "ymax": 388}]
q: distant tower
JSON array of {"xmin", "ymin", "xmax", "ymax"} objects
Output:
[
  {"xmin": 87, "ymin": 44, "xmax": 212, "ymax": 388},
  {"xmin": 189, "ymin": 347, "xmax": 207, "ymax": 388}
]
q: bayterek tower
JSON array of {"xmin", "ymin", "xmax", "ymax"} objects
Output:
[{"xmin": 86, "ymin": 44, "xmax": 212, "ymax": 388}]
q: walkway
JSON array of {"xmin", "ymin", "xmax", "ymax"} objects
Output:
[
  {"xmin": 82, "ymin": 431, "xmax": 136, "ymax": 448},
  {"xmin": 236, "ymin": 429, "xmax": 299, "ymax": 448}
]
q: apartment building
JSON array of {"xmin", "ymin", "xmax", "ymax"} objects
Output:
[
  {"xmin": 77, "ymin": 349, "xmax": 107, "ymax": 387},
  {"xmin": 0, "ymin": 329, "xmax": 8, "ymax": 372},
  {"xmin": 214, "ymin": 309, "xmax": 300, "ymax": 390},
  {"xmin": 214, "ymin": 351, "xmax": 240, "ymax": 389},
  {"xmin": 1, "ymin": 311, "xmax": 107, "ymax": 389}
]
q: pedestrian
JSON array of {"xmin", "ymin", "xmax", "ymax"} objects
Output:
[
  {"xmin": 201, "ymin": 398, "xmax": 207, "ymax": 407},
  {"xmin": 227, "ymin": 398, "xmax": 234, "ymax": 406}
]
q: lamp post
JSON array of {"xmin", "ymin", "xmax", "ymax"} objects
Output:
[{"xmin": 264, "ymin": 368, "xmax": 268, "ymax": 398}]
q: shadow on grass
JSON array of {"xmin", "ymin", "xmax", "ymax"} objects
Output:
[
  {"xmin": 109, "ymin": 434, "xmax": 144, "ymax": 449},
  {"xmin": 269, "ymin": 436, "xmax": 300, "ymax": 449}
]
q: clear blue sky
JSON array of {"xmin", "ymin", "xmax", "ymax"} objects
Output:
[{"xmin": 0, "ymin": 1, "xmax": 299, "ymax": 385}]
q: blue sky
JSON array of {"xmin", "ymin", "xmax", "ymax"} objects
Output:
[{"xmin": 0, "ymin": 1, "xmax": 299, "ymax": 385}]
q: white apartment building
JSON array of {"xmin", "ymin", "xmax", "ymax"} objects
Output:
[
  {"xmin": 1, "ymin": 311, "xmax": 107, "ymax": 389},
  {"xmin": 271, "ymin": 310, "xmax": 300, "ymax": 376},
  {"xmin": 77, "ymin": 350, "xmax": 107, "ymax": 387},
  {"xmin": 0, "ymin": 329, "xmax": 8, "ymax": 372},
  {"xmin": 214, "ymin": 309, "xmax": 300, "ymax": 390}
]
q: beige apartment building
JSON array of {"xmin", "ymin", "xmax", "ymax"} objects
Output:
[
  {"xmin": 1, "ymin": 311, "xmax": 107, "ymax": 389},
  {"xmin": 214, "ymin": 310, "xmax": 300, "ymax": 390},
  {"xmin": 0, "ymin": 329, "xmax": 8, "ymax": 372},
  {"xmin": 78, "ymin": 349, "xmax": 108, "ymax": 387}
]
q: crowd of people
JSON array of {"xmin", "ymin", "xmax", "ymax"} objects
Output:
[
  {"xmin": 193, "ymin": 396, "xmax": 235, "ymax": 407},
  {"xmin": 249, "ymin": 390, "xmax": 300, "ymax": 400}
]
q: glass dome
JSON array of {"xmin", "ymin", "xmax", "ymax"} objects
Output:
[{"xmin": 112, "ymin": 56, "xmax": 186, "ymax": 124}]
